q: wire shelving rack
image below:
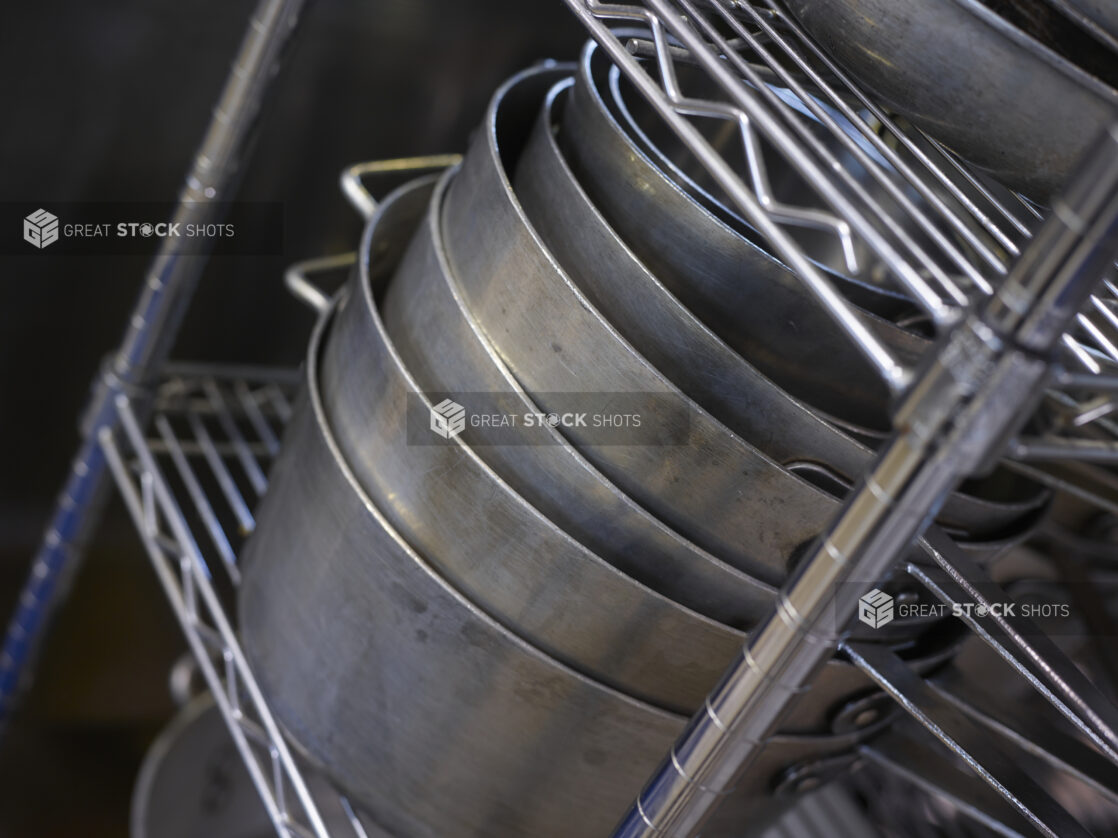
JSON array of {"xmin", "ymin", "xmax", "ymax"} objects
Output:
[{"xmin": 3, "ymin": 0, "xmax": 1118, "ymax": 836}]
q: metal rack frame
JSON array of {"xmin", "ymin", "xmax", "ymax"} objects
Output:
[
  {"xmin": 3, "ymin": 0, "xmax": 1118, "ymax": 836},
  {"xmin": 100, "ymin": 368, "xmax": 375, "ymax": 838}
]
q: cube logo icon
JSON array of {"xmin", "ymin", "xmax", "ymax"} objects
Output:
[
  {"xmin": 858, "ymin": 588, "xmax": 894, "ymax": 629},
  {"xmin": 24, "ymin": 209, "xmax": 59, "ymax": 249},
  {"xmin": 430, "ymin": 398, "xmax": 466, "ymax": 439}
]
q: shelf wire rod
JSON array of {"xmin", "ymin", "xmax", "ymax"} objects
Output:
[
  {"xmin": 755, "ymin": 0, "xmax": 1027, "ymax": 254},
  {"xmin": 188, "ymin": 412, "xmax": 255, "ymax": 535},
  {"xmin": 980, "ymin": 176, "xmax": 1118, "ymax": 376},
  {"xmin": 155, "ymin": 414, "xmax": 239, "ymax": 579},
  {"xmin": 204, "ymin": 379, "xmax": 269, "ymax": 496},
  {"xmin": 927, "ymin": 673, "xmax": 1118, "ymax": 807},
  {"xmin": 161, "ymin": 362, "xmax": 303, "ymax": 386},
  {"xmin": 907, "ymin": 548, "xmax": 1118, "ymax": 766},
  {"xmin": 1009, "ymin": 461, "xmax": 1118, "ymax": 519},
  {"xmin": 642, "ymin": 23, "xmax": 862, "ymax": 270},
  {"xmin": 1010, "ymin": 437, "xmax": 1118, "ymax": 464},
  {"xmin": 99, "ymin": 427, "xmax": 305, "ymax": 838},
  {"xmin": 842, "ymin": 642, "xmax": 1092, "ymax": 838},
  {"xmin": 224, "ymin": 649, "xmax": 240, "ymax": 716},
  {"xmin": 742, "ymin": 0, "xmax": 1015, "ymax": 269},
  {"xmin": 1069, "ymin": 396, "xmax": 1117, "ymax": 427},
  {"xmin": 235, "ymin": 380, "xmax": 282, "ymax": 456},
  {"xmin": 262, "ymin": 383, "xmax": 294, "ymax": 423},
  {"xmin": 1058, "ymin": 371, "xmax": 1118, "ymax": 392},
  {"xmin": 1064, "ymin": 334, "xmax": 1106, "ymax": 374},
  {"xmin": 339, "ymin": 798, "xmax": 371, "ymax": 838},
  {"xmin": 754, "ymin": 1, "xmax": 1118, "ymax": 379},
  {"xmin": 1077, "ymin": 315, "xmax": 1118, "ymax": 365}
]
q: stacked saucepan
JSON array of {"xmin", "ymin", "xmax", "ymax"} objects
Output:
[{"xmin": 238, "ymin": 41, "xmax": 1049, "ymax": 837}]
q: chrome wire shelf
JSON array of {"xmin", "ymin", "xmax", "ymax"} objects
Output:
[
  {"xmin": 98, "ymin": 366, "xmax": 379, "ymax": 838},
  {"xmin": 564, "ymin": 0, "xmax": 1118, "ymax": 467}
]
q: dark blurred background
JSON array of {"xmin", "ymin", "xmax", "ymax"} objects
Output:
[{"xmin": 0, "ymin": 1, "xmax": 583, "ymax": 832}]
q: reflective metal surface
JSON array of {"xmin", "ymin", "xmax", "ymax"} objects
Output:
[
  {"xmin": 610, "ymin": 119, "xmax": 1118, "ymax": 838},
  {"xmin": 443, "ymin": 61, "xmax": 863, "ymax": 584},
  {"xmin": 19, "ymin": 0, "xmax": 1118, "ymax": 833},
  {"xmin": 560, "ymin": 40, "xmax": 921, "ymax": 433}
]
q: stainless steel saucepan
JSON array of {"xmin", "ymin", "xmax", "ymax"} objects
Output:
[
  {"xmin": 379, "ymin": 159, "xmax": 964, "ymax": 658},
  {"xmin": 442, "ymin": 61, "xmax": 866, "ymax": 584},
  {"xmin": 558, "ymin": 40, "xmax": 923, "ymax": 434},
  {"xmin": 604, "ymin": 53, "xmax": 939, "ymax": 318},
  {"xmin": 326, "ymin": 163, "xmax": 947, "ymax": 720}
]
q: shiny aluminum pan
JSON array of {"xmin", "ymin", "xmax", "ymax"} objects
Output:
[
  {"xmin": 784, "ymin": 0, "xmax": 1118, "ymax": 201},
  {"xmin": 519, "ymin": 79, "xmax": 871, "ymax": 484},
  {"xmin": 381, "ymin": 163, "xmax": 776, "ymax": 631},
  {"xmin": 238, "ymin": 288, "xmax": 869, "ymax": 838},
  {"xmin": 518, "ymin": 77, "xmax": 1047, "ymax": 545},
  {"xmin": 321, "ymin": 171, "xmax": 744, "ymax": 714},
  {"xmin": 605, "ymin": 52, "xmax": 924, "ymax": 318}
]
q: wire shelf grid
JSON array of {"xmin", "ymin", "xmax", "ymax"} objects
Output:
[{"xmin": 98, "ymin": 366, "xmax": 379, "ymax": 838}]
